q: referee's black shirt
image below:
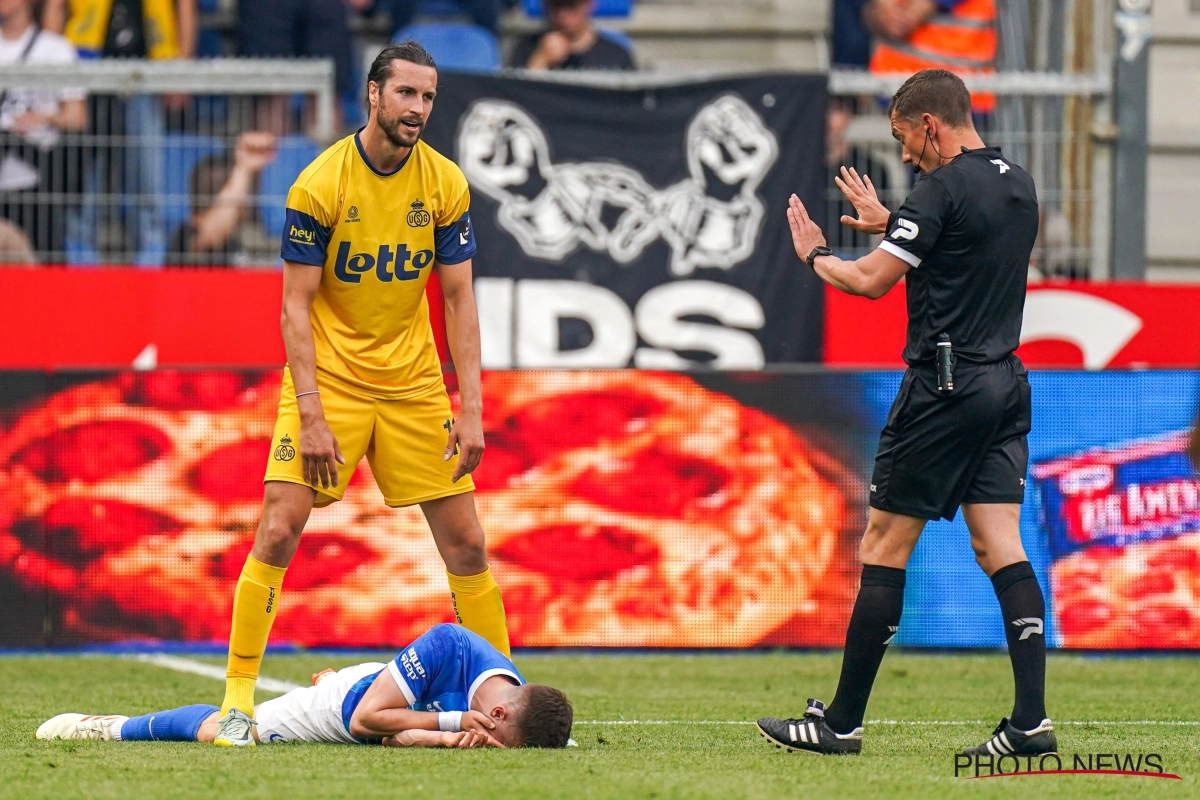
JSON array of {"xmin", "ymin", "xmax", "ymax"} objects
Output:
[{"xmin": 878, "ymin": 147, "xmax": 1039, "ymax": 366}]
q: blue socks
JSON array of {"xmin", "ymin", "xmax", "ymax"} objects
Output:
[{"xmin": 117, "ymin": 704, "xmax": 219, "ymax": 742}]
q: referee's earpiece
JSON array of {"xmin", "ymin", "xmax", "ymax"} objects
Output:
[{"xmin": 914, "ymin": 124, "xmax": 934, "ymax": 174}]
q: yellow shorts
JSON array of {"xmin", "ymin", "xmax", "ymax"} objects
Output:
[{"xmin": 264, "ymin": 367, "xmax": 475, "ymax": 507}]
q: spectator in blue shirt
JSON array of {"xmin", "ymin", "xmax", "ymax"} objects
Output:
[{"xmin": 832, "ymin": 0, "xmax": 872, "ymax": 69}]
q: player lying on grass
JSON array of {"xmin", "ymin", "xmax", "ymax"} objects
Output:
[{"xmin": 37, "ymin": 624, "xmax": 572, "ymax": 749}]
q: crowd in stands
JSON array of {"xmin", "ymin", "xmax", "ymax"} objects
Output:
[
  {"xmin": 0, "ymin": 0, "xmax": 993, "ymax": 267},
  {"xmin": 0, "ymin": 0, "xmax": 638, "ymax": 266},
  {"xmin": 827, "ymin": 0, "xmax": 996, "ymax": 250}
]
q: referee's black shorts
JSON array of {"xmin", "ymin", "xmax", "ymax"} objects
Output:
[{"xmin": 869, "ymin": 355, "xmax": 1032, "ymax": 522}]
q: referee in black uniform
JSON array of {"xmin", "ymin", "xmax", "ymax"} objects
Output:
[{"xmin": 757, "ymin": 69, "xmax": 1054, "ymax": 757}]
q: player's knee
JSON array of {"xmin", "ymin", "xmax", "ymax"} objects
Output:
[
  {"xmin": 442, "ymin": 534, "xmax": 488, "ymax": 575},
  {"xmin": 254, "ymin": 510, "xmax": 305, "ymax": 565},
  {"xmin": 263, "ymin": 514, "xmax": 303, "ymax": 544},
  {"xmin": 859, "ymin": 519, "xmax": 914, "ymax": 567},
  {"xmin": 858, "ymin": 519, "xmax": 891, "ymax": 561}
]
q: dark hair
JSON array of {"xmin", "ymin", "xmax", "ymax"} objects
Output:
[
  {"xmin": 367, "ymin": 41, "xmax": 437, "ymax": 91},
  {"xmin": 887, "ymin": 68, "xmax": 972, "ymax": 128},
  {"xmin": 189, "ymin": 154, "xmax": 232, "ymax": 214},
  {"xmin": 514, "ymin": 685, "xmax": 573, "ymax": 748}
]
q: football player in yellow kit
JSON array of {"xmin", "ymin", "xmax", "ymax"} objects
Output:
[{"xmin": 213, "ymin": 41, "xmax": 510, "ymax": 746}]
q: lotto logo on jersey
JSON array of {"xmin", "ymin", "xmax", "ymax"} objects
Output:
[
  {"xmin": 333, "ymin": 241, "xmax": 434, "ymax": 284},
  {"xmin": 400, "ymin": 647, "xmax": 426, "ymax": 681}
]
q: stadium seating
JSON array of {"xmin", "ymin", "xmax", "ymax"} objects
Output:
[
  {"xmin": 260, "ymin": 135, "xmax": 325, "ymax": 243},
  {"xmin": 162, "ymin": 134, "xmax": 325, "ymax": 249},
  {"xmin": 161, "ymin": 134, "xmax": 225, "ymax": 241},
  {"xmin": 392, "ymin": 22, "xmax": 502, "ymax": 72},
  {"xmin": 523, "ymin": 0, "xmax": 632, "ymax": 17}
]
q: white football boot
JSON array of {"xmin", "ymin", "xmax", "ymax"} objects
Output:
[
  {"xmin": 213, "ymin": 708, "xmax": 257, "ymax": 747},
  {"xmin": 37, "ymin": 714, "xmax": 129, "ymax": 741}
]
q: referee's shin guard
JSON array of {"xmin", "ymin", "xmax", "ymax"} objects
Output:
[
  {"xmin": 991, "ymin": 561, "xmax": 1047, "ymax": 730},
  {"xmin": 824, "ymin": 565, "xmax": 906, "ymax": 735}
]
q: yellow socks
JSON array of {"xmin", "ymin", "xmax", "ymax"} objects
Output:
[
  {"xmin": 447, "ymin": 567, "xmax": 511, "ymax": 658},
  {"xmin": 221, "ymin": 555, "xmax": 287, "ymax": 715}
]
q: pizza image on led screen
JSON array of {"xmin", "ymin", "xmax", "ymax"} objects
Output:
[
  {"xmin": 0, "ymin": 370, "xmax": 851, "ymax": 648},
  {"xmin": 1050, "ymin": 534, "xmax": 1200, "ymax": 649}
]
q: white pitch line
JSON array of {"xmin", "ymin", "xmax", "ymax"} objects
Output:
[
  {"xmin": 575, "ymin": 721, "xmax": 756, "ymax": 725},
  {"xmin": 575, "ymin": 719, "xmax": 1200, "ymax": 727},
  {"xmin": 132, "ymin": 654, "xmax": 301, "ymax": 694},
  {"xmin": 132, "ymin": 656, "xmax": 1200, "ymax": 728}
]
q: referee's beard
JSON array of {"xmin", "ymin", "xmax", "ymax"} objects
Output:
[{"xmin": 376, "ymin": 107, "xmax": 425, "ymax": 149}]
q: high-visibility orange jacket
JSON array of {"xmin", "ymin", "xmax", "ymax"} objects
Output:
[{"xmin": 869, "ymin": 0, "xmax": 997, "ymax": 112}]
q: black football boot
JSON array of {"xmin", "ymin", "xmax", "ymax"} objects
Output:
[{"xmin": 756, "ymin": 699, "xmax": 863, "ymax": 755}]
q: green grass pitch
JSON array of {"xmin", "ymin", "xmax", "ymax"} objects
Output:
[{"xmin": 3, "ymin": 651, "xmax": 1199, "ymax": 799}]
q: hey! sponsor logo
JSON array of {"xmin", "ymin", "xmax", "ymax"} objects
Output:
[{"xmin": 288, "ymin": 225, "xmax": 315, "ymax": 246}]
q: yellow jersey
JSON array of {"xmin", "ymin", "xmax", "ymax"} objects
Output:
[{"xmin": 281, "ymin": 132, "xmax": 477, "ymax": 399}]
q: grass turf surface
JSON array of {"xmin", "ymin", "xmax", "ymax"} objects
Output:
[{"xmin": 2, "ymin": 652, "xmax": 1198, "ymax": 799}]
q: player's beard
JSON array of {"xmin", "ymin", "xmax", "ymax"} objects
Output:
[{"xmin": 377, "ymin": 107, "xmax": 424, "ymax": 149}]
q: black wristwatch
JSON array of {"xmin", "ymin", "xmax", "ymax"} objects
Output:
[{"xmin": 805, "ymin": 246, "xmax": 833, "ymax": 269}]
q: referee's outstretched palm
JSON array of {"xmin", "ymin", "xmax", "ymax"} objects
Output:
[{"xmin": 834, "ymin": 166, "xmax": 890, "ymax": 235}]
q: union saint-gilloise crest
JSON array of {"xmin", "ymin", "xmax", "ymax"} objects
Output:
[
  {"xmin": 274, "ymin": 434, "xmax": 296, "ymax": 461},
  {"xmin": 407, "ymin": 199, "xmax": 431, "ymax": 228}
]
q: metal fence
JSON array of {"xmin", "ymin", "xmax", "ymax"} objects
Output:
[
  {"xmin": 827, "ymin": 70, "xmax": 1113, "ymax": 280},
  {"xmin": 0, "ymin": 59, "xmax": 335, "ymax": 267},
  {"xmin": 0, "ymin": 58, "xmax": 1117, "ymax": 277}
]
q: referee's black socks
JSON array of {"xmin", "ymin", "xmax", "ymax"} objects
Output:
[
  {"xmin": 824, "ymin": 564, "xmax": 906, "ymax": 735},
  {"xmin": 991, "ymin": 560, "xmax": 1047, "ymax": 730}
]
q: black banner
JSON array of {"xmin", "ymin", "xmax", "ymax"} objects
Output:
[{"xmin": 423, "ymin": 72, "xmax": 828, "ymax": 366}]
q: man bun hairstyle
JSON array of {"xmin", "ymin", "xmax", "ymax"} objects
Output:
[
  {"xmin": 515, "ymin": 684, "xmax": 573, "ymax": 748},
  {"xmin": 367, "ymin": 41, "xmax": 437, "ymax": 90},
  {"xmin": 887, "ymin": 68, "xmax": 973, "ymax": 129}
]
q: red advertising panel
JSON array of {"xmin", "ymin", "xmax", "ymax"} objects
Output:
[
  {"xmin": 0, "ymin": 268, "xmax": 449, "ymax": 369},
  {"xmin": 825, "ymin": 282, "xmax": 1200, "ymax": 368},
  {"xmin": 9, "ymin": 270, "xmax": 1200, "ymax": 370}
]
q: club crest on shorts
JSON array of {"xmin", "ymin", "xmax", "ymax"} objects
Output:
[
  {"xmin": 274, "ymin": 434, "xmax": 296, "ymax": 461},
  {"xmin": 408, "ymin": 199, "xmax": 431, "ymax": 228}
]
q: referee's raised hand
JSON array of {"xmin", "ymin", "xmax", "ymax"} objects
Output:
[
  {"xmin": 786, "ymin": 193, "xmax": 826, "ymax": 262},
  {"xmin": 834, "ymin": 166, "xmax": 890, "ymax": 234}
]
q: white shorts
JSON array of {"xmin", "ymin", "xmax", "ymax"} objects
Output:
[{"xmin": 256, "ymin": 662, "xmax": 386, "ymax": 745}]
